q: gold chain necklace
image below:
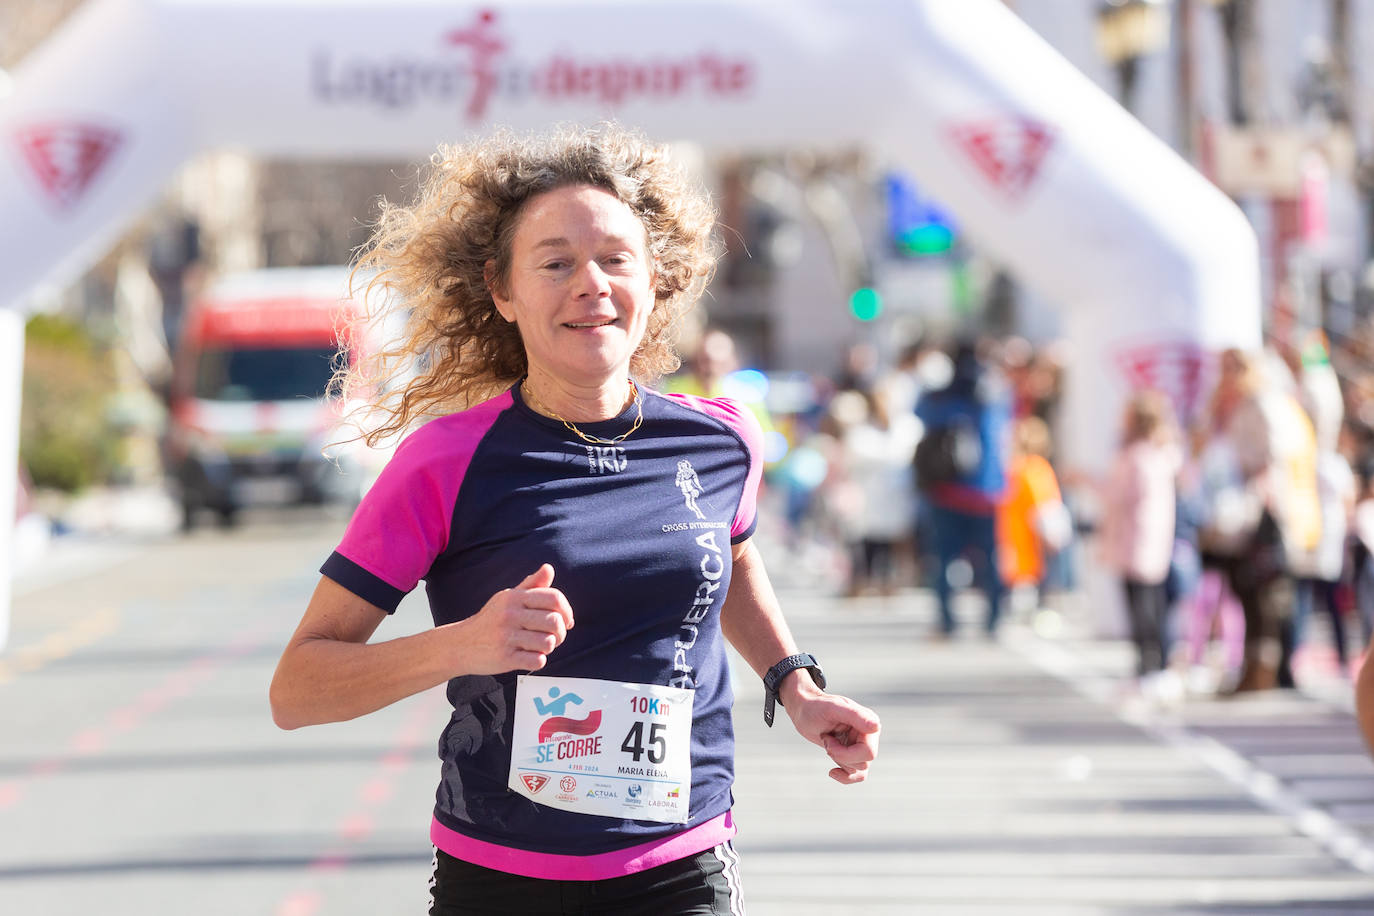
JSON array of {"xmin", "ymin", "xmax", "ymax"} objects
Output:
[{"xmin": 522, "ymin": 379, "xmax": 643, "ymax": 445}]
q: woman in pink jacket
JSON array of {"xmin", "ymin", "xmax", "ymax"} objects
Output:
[{"xmin": 1102, "ymin": 391, "xmax": 1183, "ymax": 688}]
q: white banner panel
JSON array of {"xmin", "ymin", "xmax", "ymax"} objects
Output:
[{"xmin": 0, "ymin": 0, "xmax": 1262, "ymax": 642}]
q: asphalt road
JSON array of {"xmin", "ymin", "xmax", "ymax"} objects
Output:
[{"xmin": 2, "ymin": 508, "xmax": 1374, "ymax": 914}]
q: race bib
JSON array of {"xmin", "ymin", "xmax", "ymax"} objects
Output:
[{"xmin": 509, "ymin": 675, "xmax": 694, "ymax": 824}]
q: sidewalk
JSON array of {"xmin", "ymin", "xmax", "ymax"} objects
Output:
[
  {"xmin": 730, "ymin": 578, "xmax": 1374, "ymax": 915},
  {"xmin": 12, "ymin": 484, "xmax": 180, "ymax": 597}
]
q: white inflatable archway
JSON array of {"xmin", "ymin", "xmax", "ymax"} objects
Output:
[{"xmin": 0, "ymin": 0, "xmax": 1261, "ymax": 646}]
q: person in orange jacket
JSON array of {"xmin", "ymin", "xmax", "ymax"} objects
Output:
[{"xmin": 997, "ymin": 416, "xmax": 1071, "ymax": 606}]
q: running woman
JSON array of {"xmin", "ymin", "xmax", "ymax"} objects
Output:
[{"xmin": 270, "ymin": 123, "xmax": 880, "ymax": 916}]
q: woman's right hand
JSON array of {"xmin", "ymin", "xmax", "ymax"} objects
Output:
[
  {"xmin": 460, "ymin": 564, "xmax": 574, "ymax": 674},
  {"xmin": 272, "ymin": 566, "xmax": 574, "ymax": 729}
]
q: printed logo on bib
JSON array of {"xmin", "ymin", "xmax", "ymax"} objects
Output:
[{"xmin": 509, "ymin": 675, "xmax": 693, "ymax": 823}]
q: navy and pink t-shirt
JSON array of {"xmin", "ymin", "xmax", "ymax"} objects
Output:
[{"xmin": 320, "ymin": 382, "xmax": 764, "ymax": 879}]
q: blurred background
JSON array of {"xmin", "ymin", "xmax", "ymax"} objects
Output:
[
  {"xmin": 4, "ymin": 0, "xmax": 1374, "ymax": 539},
  {"xmin": 7, "ymin": 1, "xmax": 1374, "ymax": 914}
]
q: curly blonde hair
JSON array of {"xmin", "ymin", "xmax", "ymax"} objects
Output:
[{"xmin": 341, "ymin": 123, "xmax": 719, "ymax": 445}]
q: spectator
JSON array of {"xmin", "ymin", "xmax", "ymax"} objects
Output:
[
  {"xmin": 835, "ymin": 340, "xmax": 880, "ymax": 395},
  {"xmin": 881, "ymin": 339, "xmax": 928, "ymax": 420},
  {"xmin": 664, "ymin": 327, "xmax": 739, "ymax": 399},
  {"xmin": 1288, "ymin": 333, "xmax": 1357, "ymax": 679},
  {"xmin": 1177, "ymin": 451, "xmax": 1246, "ymax": 694},
  {"xmin": 996, "ymin": 415, "xmax": 1070, "ymax": 610},
  {"xmin": 1099, "ymin": 390, "xmax": 1182, "ymax": 697},
  {"xmin": 836, "ymin": 385, "xmax": 920, "ymax": 597},
  {"xmin": 662, "ymin": 326, "xmax": 777, "ymax": 459},
  {"xmin": 914, "ymin": 340, "xmax": 1011, "ymax": 638},
  {"xmin": 1289, "ymin": 445, "xmax": 1357, "ymax": 677},
  {"xmin": 1196, "ymin": 349, "xmax": 1319, "ymax": 692}
]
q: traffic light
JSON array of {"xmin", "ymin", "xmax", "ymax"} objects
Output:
[
  {"xmin": 849, "ymin": 286, "xmax": 883, "ymax": 322},
  {"xmin": 885, "ymin": 173, "xmax": 956, "ymax": 257}
]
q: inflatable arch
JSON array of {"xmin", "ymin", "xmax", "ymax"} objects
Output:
[{"xmin": 0, "ymin": 0, "xmax": 1261, "ymax": 645}]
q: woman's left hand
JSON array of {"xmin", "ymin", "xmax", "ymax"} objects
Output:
[{"xmin": 786, "ymin": 692, "xmax": 881, "ymax": 785}]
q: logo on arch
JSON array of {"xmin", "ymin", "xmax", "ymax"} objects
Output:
[
  {"xmin": 12, "ymin": 121, "xmax": 123, "ymax": 210},
  {"xmin": 310, "ymin": 7, "xmax": 753, "ymax": 124},
  {"xmin": 1114, "ymin": 339, "xmax": 1206, "ymax": 423},
  {"xmin": 947, "ymin": 116, "xmax": 1055, "ymax": 201},
  {"xmin": 443, "ymin": 8, "xmax": 505, "ymax": 120}
]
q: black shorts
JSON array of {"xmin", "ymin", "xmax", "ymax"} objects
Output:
[{"xmin": 426, "ymin": 842, "xmax": 745, "ymax": 916}]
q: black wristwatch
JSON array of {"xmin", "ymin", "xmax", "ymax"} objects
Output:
[{"xmin": 763, "ymin": 653, "xmax": 826, "ymax": 727}]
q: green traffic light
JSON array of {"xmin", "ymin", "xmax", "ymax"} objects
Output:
[
  {"xmin": 849, "ymin": 287, "xmax": 882, "ymax": 322},
  {"xmin": 898, "ymin": 224, "xmax": 954, "ymax": 255}
]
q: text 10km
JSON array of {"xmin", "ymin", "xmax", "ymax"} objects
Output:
[{"xmin": 629, "ymin": 696, "xmax": 671, "ymax": 716}]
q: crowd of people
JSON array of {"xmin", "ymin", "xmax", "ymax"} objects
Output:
[{"xmin": 741, "ymin": 325, "xmax": 1374, "ymax": 702}]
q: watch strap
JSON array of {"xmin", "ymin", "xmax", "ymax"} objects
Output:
[{"xmin": 763, "ymin": 653, "xmax": 825, "ymax": 727}]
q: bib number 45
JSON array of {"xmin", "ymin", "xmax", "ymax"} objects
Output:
[{"xmin": 620, "ymin": 720, "xmax": 668, "ymax": 764}]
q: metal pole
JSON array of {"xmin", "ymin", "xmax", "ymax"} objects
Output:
[
  {"xmin": 0, "ymin": 310, "xmax": 24, "ymax": 652},
  {"xmin": 1220, "ymin": 0, "xmax": 1260, "ymax": 126},
  {"xmin": 1176, "ymin": 0, "xmax": 1197, "ymax": 159}
]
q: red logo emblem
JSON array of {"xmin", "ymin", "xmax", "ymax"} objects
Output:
[
  {"xmin": 13, "ymin": 122, "xmax": 122, "ymax": 210},
  {"xmin": 948, "ymin": 116, "xmax": 1054, "ymax": 200},
  {"xmin": 520, "ymin": 773, "xmax": 549, "ymax": 794},
  {"xmin": 559, "ymin": 776, "xmax": 577, "ymax": 793},
  {"xmin": 1114, "ymin": 339, "xmax": 1206, "ymax": 423}
]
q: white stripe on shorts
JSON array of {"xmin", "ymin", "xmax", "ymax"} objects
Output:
[{"xmin": 711, "ymin": 840, "xmax": 746, "ymax": 916}]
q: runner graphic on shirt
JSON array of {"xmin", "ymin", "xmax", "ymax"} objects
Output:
[{"xmin": 676, "ymin": 459, "xmax": 705, "ymax": 519}]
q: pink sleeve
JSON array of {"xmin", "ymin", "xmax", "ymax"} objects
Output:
[{"xmin": 333, "ymin": 395, "xmax": 508, "ymax": 597}]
